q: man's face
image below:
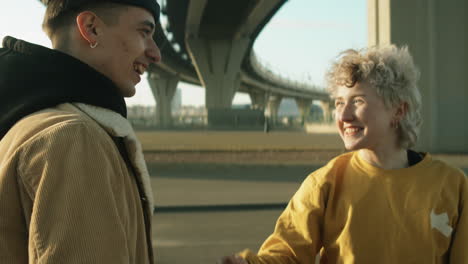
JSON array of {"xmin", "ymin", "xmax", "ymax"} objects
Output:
[{"xmin": 94, "ymin": 6, "xmax": 161, "ymax": 97}]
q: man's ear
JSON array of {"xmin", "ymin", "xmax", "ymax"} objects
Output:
[{"xmin": 75, "ymin": 11, "xmax": 102, "ymax": 46}]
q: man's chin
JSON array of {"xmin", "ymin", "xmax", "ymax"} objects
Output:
[{"xmin": 119, "ymin": 86, "xmax": 136, "ymax": 97}]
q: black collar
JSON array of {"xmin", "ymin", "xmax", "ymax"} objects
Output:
[
  {"xmin": 0, "ymin": 36, "xmax": 127, "ymax": 139},
  {"xmin": 407, "ymin": 149, "xmax": 424, "ymax": 166}
]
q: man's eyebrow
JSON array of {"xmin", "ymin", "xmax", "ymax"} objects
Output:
[{"xmin": 140, "ymin": 20, "xmax": 155, "ymax": 32}]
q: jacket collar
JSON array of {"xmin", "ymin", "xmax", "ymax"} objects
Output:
[
  {"xmin": 73, "ymin": 103, "xmax": 154, "ymax": 214},
  {"xmin": 0, "ymin": 36, "xmax": 127, "ymax": 140}
]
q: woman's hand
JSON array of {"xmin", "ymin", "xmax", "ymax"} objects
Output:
[{"xmin": 217, "ymin": 255, "xmax": 248, "ymax": 264}]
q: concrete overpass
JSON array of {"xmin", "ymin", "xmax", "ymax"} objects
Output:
[{"xmin": 150, "ymin": 0, "xmax": 331, "ymax": 128}]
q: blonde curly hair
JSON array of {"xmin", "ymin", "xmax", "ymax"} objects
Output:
[{"xmin": 325, "ymin": 45, "xmax": 422, "ymax": 149}]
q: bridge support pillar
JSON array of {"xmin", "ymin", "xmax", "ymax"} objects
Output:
[
  {"xmin": 266, "ymin": 95, "xmax": 282, "ymax": 125},
  {"xmin": 319, "ymin": 100, "xmax": 332, "ymax": 123},
  {"xmin": 369, "ymin": 0, "xmax": 468, "ymax": 152},
  {"xmin": 249, "ymin": 91, "xmax": 267, "ymax": 111},
  {"xmin": 295, "ymin": 98, "xmax": 312, "ymax": 126},
  {"xmin": 186, "ymin": 37, "xmax": 250, "ymax": 110},
  {"xmin": 148, "ymin": 72, "xmax": 179, "ymax": 128}
]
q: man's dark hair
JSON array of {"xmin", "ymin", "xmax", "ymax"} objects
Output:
[{"xmin": 42, "ymin": 0, "xmax": 127, "ymax": 39}]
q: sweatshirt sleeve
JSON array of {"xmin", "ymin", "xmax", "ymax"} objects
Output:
[
  {"xmin": 449, "ymin": 174, "xmax": 468, "ymax": 263},
  {"xmin": 18, "ymin": 121, "xmax": 131, "ymax": 263},
  {"xmin": 239, "ymin": 172, "xmax": 328, "ymax": 264}
]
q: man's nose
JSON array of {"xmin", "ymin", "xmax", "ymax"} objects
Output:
[{"xmin": 146, "ymin": 40, "xmax": 162, "ymax": 64}]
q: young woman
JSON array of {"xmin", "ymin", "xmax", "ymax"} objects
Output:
[{"xmin": 220, "ymin": 45, "xmax": 467, "ymax": 264}]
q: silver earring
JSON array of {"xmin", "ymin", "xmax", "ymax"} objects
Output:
[{"xmin": 90, "ymin": 42, "xmax": 98, "ymax": 49}]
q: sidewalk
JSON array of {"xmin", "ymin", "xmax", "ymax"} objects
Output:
[
  {"xmin": 137, "ymin": 131, "xmax": 343, "ymax": 152},
  {"xmin": 149, "ymin": 164, "xmax": 316, "ymax": 207},
  {"xmin": 138, "ymin": 131, "xmax": 468, "ymax": 168}
]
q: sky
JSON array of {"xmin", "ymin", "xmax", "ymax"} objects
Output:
[{"xmin": 0, "ymin": 0, "xmax": 367, "ymax": 107}]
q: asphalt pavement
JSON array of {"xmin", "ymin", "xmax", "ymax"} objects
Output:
[
  {"xmin": 152, "ymin": 210, "xmax": 282, "ymax": 264},
  {"xmin": 149, "ymin": 163, "xmax": 311, "ymax": 264}
]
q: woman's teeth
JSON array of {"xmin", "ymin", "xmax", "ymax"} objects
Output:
[{"xmin": 344, "ymin": 127, "xmax": 362, "ymax": 135}]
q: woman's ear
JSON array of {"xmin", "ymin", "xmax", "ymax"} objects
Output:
[
  {"xmin": 394, "ymin": 102, "xmax": 409, "ymax": 121},
  {"xmin": 75, "ymin": 11, "xmax": 101, "ymax": 46}
]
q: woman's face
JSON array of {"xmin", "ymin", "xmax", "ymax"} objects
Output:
[{"xmin": 334, "ymin": 82, "xmax": 398, "ymax": 152}]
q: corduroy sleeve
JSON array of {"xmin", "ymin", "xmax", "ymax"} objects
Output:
[
  {"xmin": 449, "ymin": 174, "xmax": 468, "ymax": 263},
  {"xmin": 18, "ymin": 120, "xmax": 131, "ymax": 263},
  {"xmin": 238, "ymin": 172, "xmax": 328, "ymax": 264}
]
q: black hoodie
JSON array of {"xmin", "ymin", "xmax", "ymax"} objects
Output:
[{"xmin": 0, "ymin": 36, "xmax": 127, "ymax": 140}]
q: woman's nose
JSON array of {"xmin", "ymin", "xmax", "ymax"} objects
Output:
[{"xmin": 337, "ymin": 103, "xmax": 355, "ymax": 122}]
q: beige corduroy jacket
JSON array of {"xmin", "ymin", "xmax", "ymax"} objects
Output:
[{"xmin": 0, "ymin": 103, "xmax": 154, "ymax": 264}]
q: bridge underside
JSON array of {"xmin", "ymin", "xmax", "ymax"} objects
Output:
[
  {"xmin": 148, "ymin": 0, "xmax": 330, "ymax": 128},
  {"xmin": 184, "ymin": 0, "xmax": 287, "ymax": 127}
]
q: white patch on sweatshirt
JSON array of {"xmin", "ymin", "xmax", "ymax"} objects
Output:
[{"xmin": 430, "ymin": 209, "xmax": 453, "ymax": 237}]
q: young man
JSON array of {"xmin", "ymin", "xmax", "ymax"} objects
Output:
[{"xmin": 0, "ymin": 0, "xmax": 161, "ymax": 263}]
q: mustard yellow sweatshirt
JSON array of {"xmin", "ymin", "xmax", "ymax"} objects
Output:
[{"xmin": 240, "ymin": 151, "xmax": 468, "ymax": 264}]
